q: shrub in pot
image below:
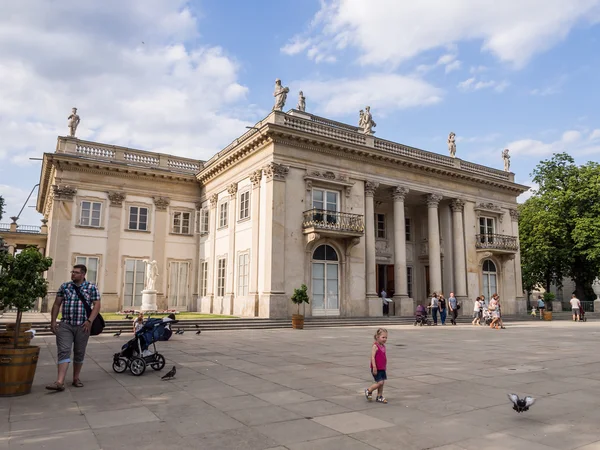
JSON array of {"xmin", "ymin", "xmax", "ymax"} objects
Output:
[
  {"xmin": 291, "ymin": 284, "xmax": 309, "ymax": 329},
  {"xmin": 0, "ymin": 246, "xmax": 53, "ymax": 396}
]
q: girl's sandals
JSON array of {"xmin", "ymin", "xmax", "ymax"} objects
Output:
[
  {"xmin": 72, "ymin": 379, "xmax": 84, "ymax": 387},
  {"xmin": 376, "ymin": 396, "xmax": 388, "ymax": 404},
  {"xmin": 364, "ymin": 388, "xmax": 372, "ymax": 401},
  {"xmin": 45, "ymin": 382, "xmax": 65, "ymax": 391}
]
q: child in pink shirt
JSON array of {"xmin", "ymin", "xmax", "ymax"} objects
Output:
[{"xmin": 364, "ymin": 328, "xmax": 388, "ymax": 404}]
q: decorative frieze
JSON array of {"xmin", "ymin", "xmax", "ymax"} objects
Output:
[
  {"xmin": 153, "ymin": 196, "xmax": 170, "ymax": 211},
  {"xmin": 107, "ymin": 191, "xmax": 126, "ymax": 207},
  {"xmin": 450, "ymin": 199, "xmax": 465, "ymax": 212},
  {"xmin": 304, "ymin": 169, "xmax": 354, "ymax": 196},
  {"xmin": 263, "ymin": 162, "xmax": 289, "ymax": 181},
  {"xmin": 365, "ymin": 181, "xmax": 379, "ymax": 197},
  {"xmin": 250, "ymin": 169, "xmax": 262, "ymax": 187},
  {"xmin": 52, "ymin": 185, "xmax": 77, "ymax": 201},
  {"xmin": 426, "ymin": 193, "xmax": 443, "ymax": 207},
  {"xmin": 391, "ymin": 186, "xmax": 409, "ymax": 201},
  {"xmin": 475, "ymin": 201, "xmax": 504, "ymax": 222}
]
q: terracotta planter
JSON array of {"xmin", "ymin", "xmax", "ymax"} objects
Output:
[
  {"xmin": 292, "ymin": 314, "xmax": 305, "ymax": 329},
  {"xmin": 0, "ymin": 346, "xmax": 40, "ymax": 397},
  {"xmin": 543, "ymin": 311, "xmax": 552, "ymax": 321}
]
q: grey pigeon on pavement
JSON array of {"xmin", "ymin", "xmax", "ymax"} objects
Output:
[
  {"xmin": 114, "ymin": 330, "xmax": 121, "ymax": 337},
  {"xmin": 508, "ymin": 393, "xmax": 535, "ymax": 413},
  {"xmin": 162, "ymin": 366, "xmax": 176, "ymax": 380}
]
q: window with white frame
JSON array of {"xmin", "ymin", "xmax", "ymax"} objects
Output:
[
  {"xmin": 237, "ymin": 252, "xmax": 249, "ymax": 296},
  {"xmin": 172, "ymin": 211, "xmax": 191, "ymax": 234},
  {"xmin": 239, "ymin": 190, "xmax": 250, "ymax": 220},
  {"xmin": 407, "ymin": 266, "xmax": 413, "ymax": 299},
  {"xmin": 217, "ymin": 258, "xmax": 226, "ymax": 296},
  {"xmin": 80, "ymin": 201, "xmax": 102, "ymax": 227},
  {"xmin": 196, "ymin": 208, "xmax": 209, "ymax": 234},
  {"xmin": 199, "ymin": 261, "xmax": 208, "ymax": 296},
  {"xmin": 128, "ymin": 206, "xmax": 148, "ymax": 231},
  {"xmin": 376, "ymin": 213, "xmax": 386, "ymax": 239},
  {"xmin": 219, "ymin": 202, "xmax": 228, "ymax": 228},
  {"xmin": 312, "ymin": 188, "xmax": 339, "ymax": 224},
  {"xmin": 479, "ymin": 216, "xmax": 495, "ymax": 244},
  {"xmin": 75, "ymin": 256, "xmax": 99, "ymax": 284},
  {"xmin": 168, "ymin": 261, "xmax": 189, "ymax": 307},
  {"xmin": 124, "ymin": 259, "xmax": 146, "ymax": 307},
  {"xmin": 405, "ymin": 218, "xmax": 412, "ymax": 242}
]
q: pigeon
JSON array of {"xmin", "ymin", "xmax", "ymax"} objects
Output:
[
  {"xmin": 195, "ymin": 330, "xmax": 201, "ymax": 335},
  {"xmin": 161, "ymin": 366, "xmax": 176, "ymax": 380},
  {"xmin": 114, "ymin": 330, "xmax": 122, "ymax": 337},
  {"xmin": 507, "ymin": 393, "xmax": 535, "ymax": 413},
  {"xmin": 195, "ymin": 324, "xmax": 200, "ymax": 328},
  {"xmin": 176, "ymin": 329, "xmax": 184, "ymax": 335},
  {"xmin": 125, "ymin": 315, "xmax": 133, "ymax": 320}
]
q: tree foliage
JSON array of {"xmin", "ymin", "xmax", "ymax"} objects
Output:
[
  {"xmin": 0, "ymin": 195, "xmax": 4, "ymax": 221},
  {"xmin": 519, "ymin": 153, "xmax": 600, "ymax": 300},
  {"xmin": 0, "ymin": 247, "xmax": 52, "ymax": 347}
]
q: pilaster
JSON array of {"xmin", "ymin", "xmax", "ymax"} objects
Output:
[
  {"xmin": 103, "ymin": 191, "xmax": 126, "ymax": 311},
  {"xmin": 206, "ymin": 194, "xmax": 218, "ymax": 313},
  {"xmin": 152, "ymin": 196, "xmax": 170, "ymax": 310},
  {"xmin": 224, "ymin": 183, "xmax": 238, "ymax": 315},
  {"xmin": 249, "ymin": 169, "xmax": 262, "ymax": 316}
]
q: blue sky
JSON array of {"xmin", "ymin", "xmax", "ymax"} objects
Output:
[{"xmin": 1, "ymin": 0, "xmax": 599, "ymax": 225}]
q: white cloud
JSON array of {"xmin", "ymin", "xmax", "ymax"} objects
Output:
[
  {"xmin": 0, "ymin": 1, "xmax": 256, "ymax": 166},
  {"xmin": 507, "ymin": 129, "xmax": 600, "ymax": 157},
  {"xmin": 457, "ymin": 77, "xmax": 509, "ymax": 92},
  {"xmin": 444, "ymin": 60, "xmax": 461, "ymax": 73},
  {"xmin": 295, "ymin": 74, "xmax": 443, "ymax": 116},
  {"xmin": 0, "ymin": 185, "xmax": 39, "ymax": 224},
  {"xmin": 517, "ymin": 180, "xmax": 538, "ymax": 203},
  {"xmin": 470, "ymin": 65, "xmax": 488, "ymax": 74},
  {"xmin": 529, "ymin": 75, "xmax": 567, "ymax": 96},
  {"xmin": 284, "ymin": 0, "xmax": 600, "ymax": 68},
  {"xmin": 281, "ymin": 37, "xmax": 312, "ymax": 55}
]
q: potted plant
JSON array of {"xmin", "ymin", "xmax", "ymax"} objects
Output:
[
  {"xmin": 541, "ymin": 292, "xmax": 555, "ymax": 319},
  {"xmin": 291, "ymin": 284, "xmax": 309, "ymax": 329},
  {"xmin": 0, "ymin": 246, "xmax": 53, "ymax": 396}
]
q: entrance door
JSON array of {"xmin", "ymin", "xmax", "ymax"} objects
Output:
[{"xmin": 311, "ymin": 244, "xmax": 340, "ymax": 316}]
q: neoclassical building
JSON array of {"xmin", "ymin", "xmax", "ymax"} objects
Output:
[{"xmin": 35, "ymin": 108, "xmax": 528, "ymax": 317}]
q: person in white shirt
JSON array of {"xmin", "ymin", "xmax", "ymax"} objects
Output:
[
  {"xmin": 570, "ymin": 294, "xmax": 581, "ymax": 321},
  {"xmin": 430, "ymin": 293, "xmax": 439, "ymax": 325},
  {"xmin": 472, "ymin": 296, "xmax": 481, "ymax": 326},
  {"xmin": 380, "ymin": 289, "xmax": 392, "ymax": 317}
]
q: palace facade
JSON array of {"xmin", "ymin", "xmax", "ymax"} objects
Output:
[{"xmin": 33, "ymin": 109, "xmax": 529, "ymax": 317}]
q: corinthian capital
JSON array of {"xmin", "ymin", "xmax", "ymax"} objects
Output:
[
  {"xmin": 450, "ymin": 199, "xmax": 465, "ymax": 212},
  {"xmin": 426, "ymin": 193, "xmax": 443, "ymax": 207},
  {"xmin": 263, "ymin": 162, "xmax": 289, "ymax": 181},
  {"xmin": 365, "ymin": 181, "xmax": 379, "ymax": 197},
  {"xmin": 108, "ymin": 191, "xmax": 126, "ymax": 207},
  {"xmin": 52, "ymin": 185, "xmax": 77, "ymax": 201},
  {"xmin": 391, "ymin": 186, "xmax": 409, "ymax": 201},
  {"xmin": 250, "ymin": 169, "xmax": 262, "ymax": 187},
  {"xmin": 209, "ymin": 194, "xmax": 219, "ymax": 208},
  {"xmin": 509, "ymin": 208, "xmax": 519, "ymax": 221},
  {"xmin": 227, "ymin": 183, "xmax": 238, "ymax": 197}
]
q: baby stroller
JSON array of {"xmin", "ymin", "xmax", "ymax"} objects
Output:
[
  {"xmin": 580, "ymin": 308, "xmax": 587, "ymax": 322},
  {"xmin": 112, "ymin": 316, "xmax": 178, "ymax": 376},
  {"xmin": 482, "ymin": 308, "xmax": 493, "ymax": 326},
  {"xmin": 414, "ymin": 304, "xmax": 431, "ymax": 326}
]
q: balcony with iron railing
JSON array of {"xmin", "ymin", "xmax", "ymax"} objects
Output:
[
  {"xmin": 475, "ymin": 233, "xmax": 519, "ymax": 253},
  {"xmin": 302, "ymin": 209, "xmax": 365, "ymax": 237}
]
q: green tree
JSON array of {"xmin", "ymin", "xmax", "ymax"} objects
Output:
[
  {"xmin": 0, "ymin": 195, "xmax": 4, "ymax": 221},
  {"xmin": 519, "ymin": 153, "xmax": 600, "ymax": 300},
  {"xmin": 0, "ymin": 247, "xmax": 53, "ymax": 348}
]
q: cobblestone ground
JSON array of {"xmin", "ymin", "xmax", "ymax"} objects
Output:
[{"xmin": 3, "ymin": 320, "xmax": 600, "ymax": 450}]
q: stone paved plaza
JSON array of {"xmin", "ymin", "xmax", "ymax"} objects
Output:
[{"xmin": 3, "ymin": 320, "xmax": 600, "ymax": 450}]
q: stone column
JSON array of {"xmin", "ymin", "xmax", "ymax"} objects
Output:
[
  {"xmin": 365, "ymin": 181, "xmax": 380, "ymax": 316},
  {"xmin": 45, "ymin": 185, "xmax": 77, "ymax": 295},
  {"xmin": 451, "ymin": 199, "xmax": 468, "ymax": 308},
  {"xmin": 427, "ymin": 194, "xmax": 443, "ymax": 295},
  {"xmin": 510, "ymin": 208, "xmax": 526, "ymax": 313},
  {"xmin": 249, "ymin": 169, "xmax": 262, "ymax": 316},
  {"xmin": 391, "ymin": 186, "xmax": 412, "ymax": 316},
  {"xmin": 206, "ymin": 194, "xmax": 218, "ymax": 313},
  {"xmin": 152, "ymin": 196, "xmax": 170, "ymax": 310},
  {"xmin": 102, "ymin": 191, "xmax": 126, "ymax": 311},
  {"xmin": 259, "ymin": 162, "xmax": 289, "ymax": 318},
  {"xmin": 224, "ymin": 183, "xmax": 238, "ymax": 315}
]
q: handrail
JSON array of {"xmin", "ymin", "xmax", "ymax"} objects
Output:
[{"xmin": 302, "ymin": 209, "xmax": 365, "ymax": 233}]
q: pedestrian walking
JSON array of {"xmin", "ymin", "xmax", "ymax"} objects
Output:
[
  {"xmin": 448, "ymin": 292, "xmax": 458, "ymax": 325},
  {"xmin": 570, "ymin": 294, "xmax": 581, "ymax": 321},
  {"xmin": 439, "ymin": 293, "xmax": 447, "ymax": 325},
  {"xmin": 430, "ymin": 293, "xmax": 439, "ymax": 325},
  {"xmin": 364, "ymin": 328, "xmax": 388, "ymax": 404}
]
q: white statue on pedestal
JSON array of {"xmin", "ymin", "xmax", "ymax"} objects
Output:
[
  {"xmin": 502, "ymin": 148, "xmax": 511, "ymax": 172},
  {"xmin": 144, "ymin": 260, "xmax": 158, "ymax": 291},
  {"xmin": 448, "ymin": 132, "xmax": 456, "ymax": 158},
  {"xmin": 68, "ymin": 107, "xmax": 80, "ymax": 137},
  {"xmin": 359, "ymin": 106, "xmax": 376, "ymax": 135},
  {"xmin": 273, "ymin": 79, "xmax": 289, "ymax": 111}
]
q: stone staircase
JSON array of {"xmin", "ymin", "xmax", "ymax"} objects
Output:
[{"xmin": 1, "ymin": 312, "xmax": 595, "ymax": 336}]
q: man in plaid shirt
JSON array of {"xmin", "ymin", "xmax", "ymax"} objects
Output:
[{"xmin": 46, "ymin": 264, "xmax": 101, "ymax": 391}]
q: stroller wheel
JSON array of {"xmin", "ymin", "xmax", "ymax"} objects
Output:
[
  {"xmin": 130, "ymin": 356, "xmax": 147, "ymax": 376},
  {"xmin": 112, "ymin": 357, "xmax": 128, "ymax": 374},
  {"xmin": 151, "ymin": 353, "xmax": 166, "ymax": 371}
]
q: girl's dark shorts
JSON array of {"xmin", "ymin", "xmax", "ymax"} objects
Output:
[{"xmin": 372, "ymin": 370, "xmax": 387, "ymax": 382}]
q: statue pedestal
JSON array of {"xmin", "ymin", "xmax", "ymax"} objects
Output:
[{"xmin": 141, "ymin": 290, "xmax": 157, "ymax": 312}]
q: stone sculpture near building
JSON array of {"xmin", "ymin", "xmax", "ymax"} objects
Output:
[
  {"xmin": 141, "ymin": 259, "xmax": 159, "ymax": 311},
  {"xmin": 359, "ymin": 106, "xmax": 376, "ymax": 135},
  {"xmin": 502, "ymin": 148, "xmax": 511, "ymax": 172},
  {"xmin": 297, "ymin": 91, "xmax": 306, "ymax": 111},
  {"xmin": 448, "ymin": 132, "xmax": 456, "ymax": 158},
  {"xmin": 273, "ymin": 79, "xmax": 289, "ymax": 111},
  {"xmin": 68, "ymin": 107, "xmax": 80, "ymax": 137}
]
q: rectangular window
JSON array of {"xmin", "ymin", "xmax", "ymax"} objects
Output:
[
  {"xmin": 75, "ymin": 256, "xmax": 99, "ymax": 284},
  {"xmin": 124, "ymin": 259, "xmax": 146, "ymax": 307},
  {"xmin": 217, "ymin": 258, "xmax": 226, "ymax": 297},
  {"xmin": 405, "ymin": 218, "xmax": 412, "ymax": 242},
  {"xmin": 219, "ymin": 202, "xmax": 228, "ymax": 228},
  {"xmin": 237, "ymin": 253, "xmax": 249, "ymax": 296},
  {"xmin": 407, "ymin": 266, "xmax": 413, "ymax": 299},
  {"xmin": 199, "ymin": 261, "xmax": 208, "ymax": 296},
  {"xmin": 376, "ymin": 213, "xmax": 386, "ymax": 239},
  {"xmin": 168, "ymin": 261, "xmax": 189, "ymax": 307},
  {"xmin": 128, "ymin": 206, "xmax": 148, "ymax": 231},
  {"xmin": 239, "ymin": 191, "xmax": 250, "ymax": 220},
  {"xmin": 172, "ymin": 211, "xmax": 191, "ymax": 234},
  {"xmin": 479, "ymin": 217, "xmax": 495, "ymax": 244},
  {"xmin": 196, "ymin": 208, "xmax": 209, "ymax": 234},
  {"xmin": 312, "ymin": 188, "xmax": 339, "ymax": 224},
  {"xmin": 80, "ymin": 201, "xmax": 102, "ymax": 227}
]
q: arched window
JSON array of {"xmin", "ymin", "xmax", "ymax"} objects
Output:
[
  {"xmin": 311, "ymin": 245, "xmax": 339, "ymax": 316},
  {"xmin": 482, "ymin": 259, "xmax": 497, "ymax": 301}
]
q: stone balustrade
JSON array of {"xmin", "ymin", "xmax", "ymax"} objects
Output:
[{"xmin": 475, "ymin": 233, "xmax": 519, "ymax": 251}]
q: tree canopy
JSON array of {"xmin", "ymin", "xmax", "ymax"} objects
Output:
[
  {"xmin": 519, "ymin": 153, "xmax": 600, "ymax": 300},
  {"xmin": 0, "ymin": 195, "xmax": 4, "ymax": 221}
]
